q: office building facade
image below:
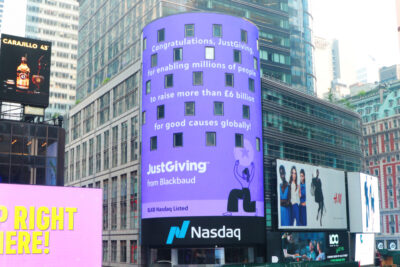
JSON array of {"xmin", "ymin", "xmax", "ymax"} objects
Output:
[
  {"xmin": 25, "ymin": 0, "xmax": 79, "ymax": 119},
  {"xmin": 345, "ymin": 80, "xmax": 400, "ymax": 249},
  {"xmin": 380, "ymin": 64, "xmax": 400, "ymax": 83},
  {"xmin": 261, "ymin": 77, "xmax": 362, "ymax": 230},
  {"xmin": 76, "ymin": 0, "xmax": 315, "ymax": 103}
]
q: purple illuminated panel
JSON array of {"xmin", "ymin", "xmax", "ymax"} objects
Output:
[{"xmin": 141, "ymin": 13, "xmax": 263, "ymax": 220}]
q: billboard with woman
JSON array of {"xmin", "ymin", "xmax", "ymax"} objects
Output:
[{"xmin": 277, "ymin": 159, "xmax": 347, "ymax": 229}]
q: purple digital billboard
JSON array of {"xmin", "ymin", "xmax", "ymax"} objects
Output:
[{"xmin": 141, "ymin": 13, "xmax": 264, "ymax": 246}]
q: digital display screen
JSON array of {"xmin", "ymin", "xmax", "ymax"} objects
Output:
[
  {"xmin": 0, "ymin": 184, "xmax": 102, "ymax": 266},
  {"xmin": 277, "ymin": 159, "xmax": 347, "ymax": 229},
  {"xmin": 348, "ymin": 172, "xmax": 380, "ymax": 233},
  {"xmin": 0, "ymin": 34, "xmax": 51, "ymax": 107},
  {"xmin": 141, "ymin": 13, "xmax": 264, "ymax": 246},
  {"xmin": 277, "ymin": 232, "xmax": 348, "ymax": 263}
]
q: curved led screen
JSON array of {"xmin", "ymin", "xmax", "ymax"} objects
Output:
[{"xmin": 141, "ymin": 13, "xmax": 264, "ymax": 246}]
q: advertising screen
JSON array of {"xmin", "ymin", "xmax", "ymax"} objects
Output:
[
  {"xmin": 355, "ymin": 233, "xmax": 374, "ymax": 266},
  {"xmin": 276, "ymin": 159, "xmax": 347, "ymax": 229},
  {"xmin": 348, "ymin": 173, "xmax": 380, "ymax": 233},
  {"xmin": 277, "ymin": 232, "xmax": 348, "ymax": 263},
  {"xmin": 388, "ymin": 240, "xmax": 398, "ymax": 250},
  {"xmin": 0, "ymin": 184, "xmax": 102, "ymax": 266},
  {"xmin": 0, "ymin": 34, "xmax": 51, "ymax": 107},
  {"xmin": 141, "ymin": 13, "xmax": 264, "ymax": 246},
  {"xmin": 376, "ymin": 240, "xmax": 384, "ymax": 250}
]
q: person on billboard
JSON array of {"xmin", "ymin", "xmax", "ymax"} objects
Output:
[
  {"xmin": 282, "ymin": 233, "xmax": 297, "ymax": 262},
  {"xmin": 289, "ymin": 166, "xmax": 300, "ymax": 226},
  {"xmin": 315, "ymin": 242, "xmax": 326, "ymax": 261},
  {"xmin": 302, "ymin": 240, "xmax": 316, "ymax": 261},
  {"xmin": 312, "ymin": 169, "xmax": 324, "ymax": 226},
  {"xmin": 225, "ymin": 160, "xmax": 256, "ymax": 215},
  {"xmin": 299, "ymin": 169, "xmax": 307, "ymax": 226},
  {"xmin": 279, "ymin": 165, "xmax": 291, "ymax": 226}
]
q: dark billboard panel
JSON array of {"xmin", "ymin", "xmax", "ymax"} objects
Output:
[
  {"xmin": 141, "ymin": 13, "xmax": 264, "ymax": 246},
  {"xmin": 142, "ymin": 217, "xmax": 265, "ymax": 246},
  {"xmin": 0, "ymin": 34, "xmax": 51, "ymax": 107},
  {"xmin": 275, "ymin": 232, "xmax": 348, "ymax": 263},
  {"xmin": 276, "ymin": 159, "xmax": 347, "ymax": 229}
]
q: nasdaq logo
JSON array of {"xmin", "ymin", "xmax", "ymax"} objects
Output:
[{"xmin": 166, "ymin": 220, "xmax": 190, "ymax": 244}]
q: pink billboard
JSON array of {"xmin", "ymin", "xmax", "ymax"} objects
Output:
[{"xmin": 0, "ymin": 184, "xmax": 102, "ymax": 266}]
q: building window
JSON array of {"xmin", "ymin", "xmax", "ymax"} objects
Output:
[
  {"xmin": 121, "ymin": 122, "xmax": 128, "ymax": 165},
  {"xmin": 130, "ymin": 240, "xmax": 138, "ymax": 264},
  {"xmin": 254, "ymin": 57, "xmax": 258, "ymax": 70},
  {"xmin": 120, "ymin": 174, "xmax": 127, "ymax": 229},
  {"xmin": 185, "ymin": 102, "xmax": 195, "ymax": 116},
  {"xmin": 249, "ymin": 78, "xmax": 255, "ymax": 92},
  {"xmin": 214, "ymin": 101, "xmax": 224, "ymax": 116},
  {"xmin": 173, "ymin": 47, "xmax": 183, "ymax": 61},
  {"xmin": 142, "ymin": 111, "xmax": 146, "ymax": 124},
  {"xmin": 150, "ymin": 136, "xmax": 157, "ymax": 151},
  {"xmin": 103, "ymin": 179, "xmax": 109, "ymax": 230},
  {"xmin": 157, "ymin": 28, "xmax": 165, "ymax": 42},
  {"xmin": 234, "ymin": 50, "xmax": 241, "ymax": 63},
  {"xmin": 213, "ymin": 24, "xmax": 222, "ymax": 37},
  {"xmin": 256, "ymin": 137, "xmax": 260, "ymax": 151},
  {"xmin": 241, "ymin": 29, "xmax": 247, "ymax": 43},
  {"xmin": 111, "ymin": 240, "xmax": 117, "ymax": 262},
  {"xmin": 225, "ymin": 73, "xmax": 234, "ymax": 87},
  {"xmin": 185, "ymin": 24, "xmax": 194, "ymax": 37},
  {"xmin": 120, "ymin": 240, "xmax": 127, "ymax": 263},
  {"xmin": 193, "ymin": 71, "xmax": 203, "ymax": 85},
  {"xmin": 388, "ymin": 166, "xmax": 392, "ymax": 174},
  {"xmin": 205, "ymin": 46, "xmax": 215, "ymax": 60},
  {"xmin": 151, "ymin": 54, "xmax": 157, "ymax": 67},
  {"xmin": 235, "ymin": 134, "xmax": 244, "ymax": 147},
  {"xmin": 96, "ymin": 135, "xmax": 101, "ymax": 173},
  {"xmin": 89, "ymin": 138, "xmax": 94, "ymax": 175},
  {"xmin": 111, "ymin": 177, "xmax": 118, "ymax": 230},
  {"xmin": 206, "ymin": 132, "xmax": 216, "ymax": 146},
  {"xmin": 104, "ymin": 131, "xmax": 109, "ymax": 170},
  {"xmin": 146, "ymin": 80, "xmax": 151, "ymax": 94},
  {"xmin": 143, "ymin": 38, "xmax": 147, "ymax": 50},
  {"xmin": 131, "ymin": 116, "xmax": 139, "ymax": 161},
  {"xmin": 130, "ymin": 172, "xmax": 138, "ymax": 229},
  {"xmin": 165, "ymin": 74, "xmax": 173, "ymax": 88},
  {"xmin": 173, "ymin": 133, "xmax": 183, "ymax": 147},
  {"xmin": 112, "ymin": 127, "xmax": 118, "ymax": 168},
  {"xmin": 374, "ymin": 169, "xmax": 379, "ymax": 176},
  {"xmin": 157, "ymin": 105, "xmax": 165, "ymax": 119},
  {"xmin": 243, "ymin": 105, "xmax": 250, "ymax": 119},
  {"xmin": 103, "ymin": 241, "xmax": 108, "ymax": 262}
]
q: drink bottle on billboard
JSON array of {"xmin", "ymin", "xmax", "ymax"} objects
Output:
[{"xmin": 16, "ymin": 56, "xmax": 30, "ymax": 89}]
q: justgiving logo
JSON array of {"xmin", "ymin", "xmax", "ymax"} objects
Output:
[{"xmin": 166, "ymin": 221, "xmax": 190, "ymax": 245}]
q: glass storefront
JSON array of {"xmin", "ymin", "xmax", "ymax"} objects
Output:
[{"xmin": 0, "ymin": 120, "xmax": 65, "ymax": 185}]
